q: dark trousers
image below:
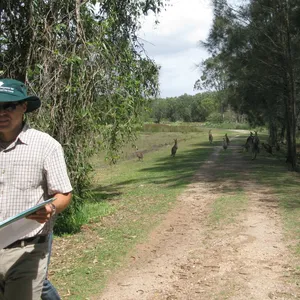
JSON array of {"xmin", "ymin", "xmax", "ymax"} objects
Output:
[{"xmin": 41, "ymin": 233, "xmax": 61, "ymax": 300}]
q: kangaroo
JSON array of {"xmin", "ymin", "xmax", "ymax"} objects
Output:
[
  {"xmin": 208, "ymin": 130, "xmax": 213, "ymax": 144},
  {"xmin": 251, "ymin": 131, "xmax": 260, "ymax": 160},
  {"xmin": 244, "ymin": 131, "xmax": 253, "ymax": 152},
  {"xmin": 225, "ymin": 133, "xmax": 230, "ymax": 145},
  {"xmin": 222, "ymin": 137, "xmax": 228, "ymax": 150},
  {"xmin": 171, "ymin": 139, "xmax": 178, "ymax": 157},
  {"xmin": 135, "ymin": 147, "xmax": 144, "ymax": 161}
]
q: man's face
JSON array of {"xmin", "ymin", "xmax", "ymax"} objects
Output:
[{"xmin": 0, "ymin": 101, "xmax": 27, "ymax": 133}]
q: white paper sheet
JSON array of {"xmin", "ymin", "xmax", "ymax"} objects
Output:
[
  {"xmin": 0, "ymin": 218, "xmax": 41, "ymax": 249},
  {"xmin": 0, "ymin": 198, "xmax": 55, "ymax": 229},
  {"xmin": 0, "ymin": 198, "xmax": 55, "ymax": 249}
]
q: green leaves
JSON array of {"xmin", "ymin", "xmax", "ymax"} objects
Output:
[
  {"xmin": 199, "ymin": 0, "xmax": 300, "ymax": 168},
  {"xmin": 149, "ymin": 92, "xmax": 220, "ymax": 123},
  {"xmin": 1, "ymin": 0, "xmax": 163, "ymax": 233}
]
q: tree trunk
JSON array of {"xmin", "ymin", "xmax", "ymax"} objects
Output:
[
  {"xmin": 269, "ymin": 121, "xmax": 277, "ymax": 146},
  {"xmin": 281, "ymin": 0, "xmax": 297, "ymax": 170}
]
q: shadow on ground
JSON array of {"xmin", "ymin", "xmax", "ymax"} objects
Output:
[{"xmin": 91, "ymin": 134, "xmax": 300, "ymax": 209}]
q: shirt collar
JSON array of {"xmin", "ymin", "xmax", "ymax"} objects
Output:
[
  {"xmin": 16, "ymin": 123, "xmax": 31, "ymax": 146},
  {"xmin": 0, "ymin": 124, "xmax": 32, "ymax": 152}
]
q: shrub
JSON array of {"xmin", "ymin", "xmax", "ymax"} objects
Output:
[{"xmin": 207, "ymin": 112, "xmax": 223, "ymax": 123}]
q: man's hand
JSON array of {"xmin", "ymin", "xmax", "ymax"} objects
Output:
[
  {"xmin": 26, "ymin": 204, "xmax": 53, "ymax": 224},
  {"xmin": 26, "ymin": 193, "xmax": 71, "ymax": 224}
]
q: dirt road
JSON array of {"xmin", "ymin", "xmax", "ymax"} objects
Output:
[{"xmin": 95, "ymin": 136, "xmax": 300, "ymax": 300}]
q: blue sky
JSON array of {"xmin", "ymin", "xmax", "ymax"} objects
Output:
[{"xmin": 139, "ymin": 0, "xmax": 213, "ymax": 98}]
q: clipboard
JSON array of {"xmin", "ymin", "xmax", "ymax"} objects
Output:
[{"xmin": 0, "ymin": 198, "xmax": 55, "ymax": 229}]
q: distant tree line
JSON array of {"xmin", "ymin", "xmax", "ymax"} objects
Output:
[{"xmin": 148, "ymin": 91, "xmax": 247, "ymax": 124}]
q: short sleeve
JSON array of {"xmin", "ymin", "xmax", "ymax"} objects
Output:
[{"xmin": 43, "ymin": 144, "xmax": 73, "ymax": 195}]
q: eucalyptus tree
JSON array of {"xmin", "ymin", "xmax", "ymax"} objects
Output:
[
  {"xmin": 199, "ymin": 0, "xmax": 300, "ymax": 169},
  {"xmin": 194, "ymin": 55, "xmax": 229, "ymax": 118},
  {"xmin": 0, "ymin": 0, "xmax": 165, "ymax": 233},
  {"xmin": 245, "ymin": 0, "xmax": 300, "ymax": 166}
]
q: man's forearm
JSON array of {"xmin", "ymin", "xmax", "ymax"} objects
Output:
[
  {"xmin": 52, "ymin": 192, "xmax": 72, "ymax": 214},
  {"xmin": 27, "ymin": 192, "xmax": 72, "ymax": 223}
]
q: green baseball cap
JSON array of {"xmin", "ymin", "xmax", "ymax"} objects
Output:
[{"xmin": 0, "ymin": 78, "xmax": 41, "ymax": 112}]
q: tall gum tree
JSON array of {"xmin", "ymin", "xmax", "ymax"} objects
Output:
[{"xmin": 197, "ymin": 0, "xmax": 300, "ymax": 170}]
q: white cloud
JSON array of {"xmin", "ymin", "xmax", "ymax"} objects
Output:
[
  {"xmin": 139, "ymin": 0, "xmax": 213, "ymax": 98},
  {"xmin": 155, "ymin": 47, "xmax": 209, "ymax": 97}
]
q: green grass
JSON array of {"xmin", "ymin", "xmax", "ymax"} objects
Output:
[
  {"xmin": 204, "ymin": 121, "xmax": 251, "ymax": 130},
  {"xmin": 93, "ymin": 123, "xmax": 235, "ymax": 163},
  {"xmin": 142, "ymin": 122, "xmax": 205, "ymax": 132},
  {"xmin": 82, "ymin": 200, "xmax": 116, "ymax": 223}
]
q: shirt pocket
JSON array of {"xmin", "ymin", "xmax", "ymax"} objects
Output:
[{"xmin": 10, "ymin": 162, "xmax": 43, "ymax": 190}]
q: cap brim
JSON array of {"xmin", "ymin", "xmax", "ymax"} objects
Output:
[
  {"xmin": 24, "ymin": 96, "xmax": 41, "ymax": 113},
  {"xmin": 0, "ymin": 93, "xmax": 41, "ymax": 112}
]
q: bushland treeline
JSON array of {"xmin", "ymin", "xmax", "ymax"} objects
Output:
[{"xmin": 148, "ymin": 91, "xmax": 247, "ymax": 125}]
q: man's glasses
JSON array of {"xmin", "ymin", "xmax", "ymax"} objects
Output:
[{"xmin": 0, "ymin": 102, "xmax": 22, "ymax": 112}]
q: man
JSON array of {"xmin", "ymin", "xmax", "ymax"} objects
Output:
[{"xmin": 0, "ymin": 79, "xmax": 72, "ymax": 300}]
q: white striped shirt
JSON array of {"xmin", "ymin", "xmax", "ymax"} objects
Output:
[{"xmin": 0, "ymin": 123, "xmax": 72, "ymax": 238}]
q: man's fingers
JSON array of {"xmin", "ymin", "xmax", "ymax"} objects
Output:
[
  {"xmin": 26, "ymin": 212, "xmax": 51, "ymax": 223},
  {"xmin": 35, "ymin": 210, "xmax": 46, "ymax": 215},
  {"xmin": 25, "ymin": 204, "xmax": 54, "ymax": 223}
]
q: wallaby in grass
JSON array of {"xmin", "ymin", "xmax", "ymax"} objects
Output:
[
  {"xmin": 171, "ymin": 139, "xmax": 178, "ymax": 157},
  {"xmin": 222, "ymin": 137, "xmax": 228, "ymax": 150},
  {"xmin": 135, "ymin": 147, "xmax": 144, "ymax": 161},
  {"xmin": 208, "ymin": 130, "xmax": 213, "ymax": 144},
  {"xmin": 225, "ymin": 133, "xmax": 230, "ymax": 145}
]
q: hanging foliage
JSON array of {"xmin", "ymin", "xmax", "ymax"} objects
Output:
[{"xmin": 0, "ymin": 0, "xmax": 165, "ymax": 233}]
